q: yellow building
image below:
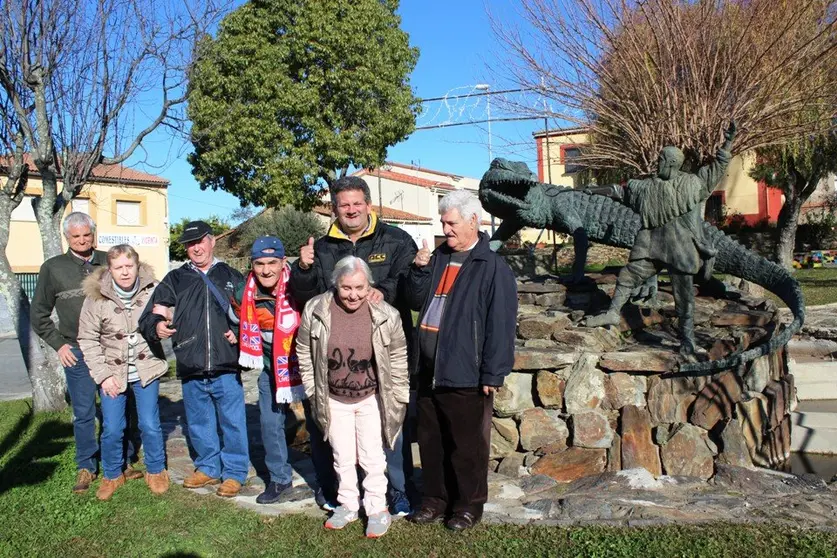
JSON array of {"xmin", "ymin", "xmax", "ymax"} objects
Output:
[
  {"xmin": 8, "ymin": 162, "xmax": 170, "ymax": 279},
  {"xmin": 533, "ymin": 128, "xmax": 784, "ymax": 226}
]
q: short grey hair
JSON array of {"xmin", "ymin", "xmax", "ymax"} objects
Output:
[
  {"xmin": 439, "ymin": 189, "xmax": 482, "ymax": 223},
  {"xmin": 63, "ymin": 211, "xmax": 97, "ymax": 237},
  {"xmin": 331, "ymin": 256, "xmax": 375, "ymax": 288}
]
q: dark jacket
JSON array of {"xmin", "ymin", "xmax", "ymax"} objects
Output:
[
  {"xmin": 406, "ymin": 232, "xmax": 517, "ymax": 389},
  {"xmin": 138, "ymin": 261, "xmax": 243, "ymax": 379},
  {"xmin": 31, "ymin": 249, "xmax": 108, "ymax": 350},
  {"xmin": 289, "ymin": 212, "xmax": 418, "ymax": 352}
]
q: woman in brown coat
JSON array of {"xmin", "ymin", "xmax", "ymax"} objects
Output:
[{"xmin": 78, "ymin": 244, "xmax": 169, "ymax": 500}]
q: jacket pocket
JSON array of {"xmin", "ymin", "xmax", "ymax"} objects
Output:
[{"xmin": 173, "ymin": 335, "xmax": 197, "ymax": 352}]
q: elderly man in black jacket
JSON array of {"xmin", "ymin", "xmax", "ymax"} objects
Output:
[
  {"xmin": 139, "ymin": 220, "xmax": 247, "ymax": 498},
  {"xmin": 406, "ymin": 189, "xmax": 517, "ymax": 532},
  {"xmin": 290, "ymin": 175, "xmax": 417, "ymax": 515}
]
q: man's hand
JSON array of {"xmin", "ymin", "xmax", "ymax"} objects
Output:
[
  {"xmin": 368, "ymin": 288, "xmax": 384, "ymax": 304},
  {"xmin": 483, "ymin": 385, "xmax": 498, "ymax": 396},
  {"xmin": 57, "ymin": 344, "xmax": 78, "ymax": 368},
  {"xmin": 723, "ymin": 120, "xmax": 737, "ymax": 148},
  {"xmin": 101, "ymin": 376, "xmax": 121, "ymax": 398},
  {"xmin": 224, "ymin": 330, "xmax": 237, "ymax": 344},
  {"xmin": 156, "ymin": 321, "xmax": 177, "ymax": 339},
  {"xmin": 413, "ymin": 239, "xmax": 431, "ymax": 267},
  {"xmin": 152, "ymin": 304, "xmax": 173, "ymax": 321},
  {"xmin": 299, "ymin": 237, "xmax": 315, "ymax": 270}
]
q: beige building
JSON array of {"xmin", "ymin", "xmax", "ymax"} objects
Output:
[
  {"xmin": 533, "ymin": 128, "xmax": 786, "ymax": 226},
  {"xmin": 8, "ymin": 162, "xmax": 170, "ymax": 279}
]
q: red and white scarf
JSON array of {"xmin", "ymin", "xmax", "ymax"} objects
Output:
[{"xmin": 238, "ymin": 266, "xmax": 306, "ymax": 403}]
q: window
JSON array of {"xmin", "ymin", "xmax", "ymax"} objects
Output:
[
  {"xmin": 10, "ymin": 195, "xmax": 36, "ymax": 222},
  {"xmin": 562, "ymin": 146, "xmax": 584, "ymax": 175},
  {"xmin": 73, "ymin": 198, "xmax": 90, "ymax": 215},
  {"xmin": 116, "ymin": 200, "xmax": 141, "ymax": 226}
]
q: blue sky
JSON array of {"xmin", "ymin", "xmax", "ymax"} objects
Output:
[{"xmin": 130, "ymin": 0, "xmax": 544, "ymax": 224}]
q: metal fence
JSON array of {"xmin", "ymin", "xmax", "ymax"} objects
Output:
[{"xmin": 15, "ymin": 273, "xmax": 38, "ymax": 301}]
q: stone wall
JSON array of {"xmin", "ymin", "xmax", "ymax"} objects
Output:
[{"xmin": 491, "ymin": 276, "xmax": 797, "ymax": 482}]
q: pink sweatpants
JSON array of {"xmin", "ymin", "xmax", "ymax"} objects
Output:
[{"xmin": 327, "ymin": 395, "xmax": 388, "ymax": 514}]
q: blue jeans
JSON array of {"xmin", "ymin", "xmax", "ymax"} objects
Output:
[
  {"xmin": 100, "ymin": 380, "xmax": 165, "ymax": 480},
  {"xmin": 257, "ymin": 369, "xmax": 293, "ymax": 485},
  {"xmin": 181, "ymin": 373, "xmax": 249, "ymax": 483},
  {"xmin": 65, "ymin": 347, "xmax": 99, "ymax": 472}
]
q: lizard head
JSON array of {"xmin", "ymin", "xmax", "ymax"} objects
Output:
[{"xmin": 478, "ymin": 158, "xmax": 536, "ymax": 218}]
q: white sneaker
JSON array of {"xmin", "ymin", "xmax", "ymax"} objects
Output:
[
  {"xmin": 324, "ymin": 506, "xmax": 358, "ymax": 530},
  {"xmin": 366, "ymin": 511, "xmax": 391, "ymax": 538}
]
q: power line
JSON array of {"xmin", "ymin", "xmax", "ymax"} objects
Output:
[
  {"xmin": 415, "ymin": 116, "xmax": 542, "ymax": 131},
  {"xmin": 420, "ymin": 88, "xmax": 531, "ymax": 103}
]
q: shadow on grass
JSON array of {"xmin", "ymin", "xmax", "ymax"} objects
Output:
[{"xmin": 0, "ymin": 407, "xmax": 72, "ymax": 496}]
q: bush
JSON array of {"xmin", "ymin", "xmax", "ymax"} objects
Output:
[{"xmin": 236, "ymin": 206, "xmax": 326, "ymax": 258}]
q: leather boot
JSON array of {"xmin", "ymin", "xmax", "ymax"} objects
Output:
[
  {"xmin": 586, "ymin": 284, "xmax": 632, "ymax": 327},
  {"xmin": 96, "ymin": 474, "xmax": 125, "ymax": 501},
  {"xmin": 145, "ymin": 470, "xmax": 171, "ymax": 495}
]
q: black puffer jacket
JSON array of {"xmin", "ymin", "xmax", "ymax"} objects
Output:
[
  {"xmin": 139, "ymin": 262, "xmax": 243, "ymax": 378},
  {"xmin": 406, "ymin": 232, "xmax": 518, "ymax": 389}
]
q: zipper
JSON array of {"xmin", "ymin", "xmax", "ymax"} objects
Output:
[
  {"xmin": 205, "ymin": 270, "xmax": 211, "ymax": 371},
  {"xmin": 473, "ymin": 320, "xmax": 480, "ymax": 368}
]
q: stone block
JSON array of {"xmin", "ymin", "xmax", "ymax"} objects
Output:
[
  {"xmin": 598, "ymin": 350, "xmax": 677, "ymax": 373},
  {"xmin": 737, "ymin": 393, "xmax": 768, "ymax": 466},
  {"xmin": 711, "ymin": 309, "xmax": 773, "ymax": 327},
  {"xmin": 660, "ymin": 423, "xmax": 716, "ymax": 479},
  {"xmin": 513, "ymin": 348, "xmax": 577, "ymax": 371},
  {"xmin": 689, "ymin": 371, "xmax": 742, "ymax": 431},
  {"xmin": 717, "ymin": 419, "xmax": 754, "ymax": 469},
  {"xmin": 763, "ymin": 380, "xmax": 786, "ymax": 430},
  {"xmin": 744, "ymin": 355, "xmax": 771, "ymax": 394},
  {"xmin": 607, "ymin": 433, "xmax": 622, "ymax": 472},
  {"xmin": 494, "ymin": 373, "xmax": 535, "ymax": 417},
  {"xmin": 564, "ymin": 353, "xmax": 606, "ymax": 413},
  {"xmin": 524, "ymin": 339, "xmax": 556, "ymax": 349},
  {"xmin": 517, "ymin": 283, "xmax": 568, "ymax": 294},
  {"xmin": 518, "ymin": 293, "xmax": 537, "ymax": 305},
  {"xmin": 620, "ymin": 405, "xmax": 662, "ymax": 477},
  {"xmin": 618, "ymin": 305, "xmax": 665, "ymax": 332},
  {"xmin": 782, "ymin": 374, "xmax": 796, "ymax": 415},
  {"xmin": 519, "ymin": 408, "xmax": 569, "ymax": 452},
  {"xmin": 603, "ymin": 372, "xmax": 647, "ymax": 410},
  {"xmin": 496, "ymin": 452, "xmax": 527, "ymax": 478},
  {"xmin": 536, "ymin": 292, "xmax": 567, "ymax": 307},
  {"xmin": 572, "ymin": 409, "xmax": 614, "ymax": 449},
  {"xmin": 490, "ymin": 417, "xmax": 520, "ymax": 459},
  {"xmin": 530, "ymin": 447, "xmax": 607, "ymax": 483},
  {"xmin": 647, "ymin": 376, "xmax": 694, "ymax": 424},
  {"xmin": 552, "ymin": 328, "xmax": 621, "ymax": 352},
  {"xmin": 536, "ymin": 370, "xmax": 565, "ymax": 409},
  {"xmin": 518, "ymin": 314, "xmax": 571, "ymax": 340}
]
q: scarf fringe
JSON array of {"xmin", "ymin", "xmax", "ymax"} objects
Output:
[
  {"xmin": 275, "ymin": 383, "xmax": 307, "ymax": 404},
  {"xmin": 238, "ymin": 352, "xmax": 262, "ymax": 371}
]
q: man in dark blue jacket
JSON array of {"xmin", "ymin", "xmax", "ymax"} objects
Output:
[
  {"xmin": 139, "ymin": 220, "xmax": 247, "ymax": 498},
  {"xmin": 406, "ymin": 190, "xmax": 517, "ymax": 532}
]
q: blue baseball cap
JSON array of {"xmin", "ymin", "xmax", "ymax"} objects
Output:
[{"xmin": 250, "ymin": 236, "xmax": 285, "ymax": 260}]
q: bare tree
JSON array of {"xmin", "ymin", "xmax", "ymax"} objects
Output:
[
  {"xmin": 493, "ymin": 0, "xmax": 837, "ymax": 175},
  {"xmin": 0, "ymin": 0, "xmax": 227, "ymax": 411}
]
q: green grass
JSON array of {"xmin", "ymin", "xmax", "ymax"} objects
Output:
[
  {"xmin": 788, "ymin": 267, "xmax": 837, "ymax": 306},
  {"xmin": 2, "ymin": 399, "xmax": 837, "ymax": 557}
]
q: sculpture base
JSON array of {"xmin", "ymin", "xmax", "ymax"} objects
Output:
[{"xmin": 495, "ymin": 272, "xmax": 795, "ymax": 482}]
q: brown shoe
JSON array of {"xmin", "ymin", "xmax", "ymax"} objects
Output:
[
  {"xmin": 145, "ymin": 470, "xmax": 171, "ymax": 495},
  {"xmin": 72, "ymin": 469, "xmax": 97, "ymax": 494},
  {"xmin": 124, "ymin": 464, "xmax": 144, "ymax": 481},
  {"xmin": 183, "ymin": 470, "xmax": 221, "ymax": 489},
  {"xmin": 216, "ymin": 479, "xmax": 242, "ymax": 498},
  {"xmin": 96, "ymin": 475, "xmax": 125, "ymax": 501}
]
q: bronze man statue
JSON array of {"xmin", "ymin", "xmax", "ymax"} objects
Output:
[{"xmin": 585, "ymin": 121, "xmax": 737, "ymax": 357}]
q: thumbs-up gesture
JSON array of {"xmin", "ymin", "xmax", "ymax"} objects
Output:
[
  {"xmin": 299, "ymin": 237, "xmax": 315, "ymax": 270},
  {"xmin": 414, "ymin": 238, "xmax": 431, "ymax": 267}
]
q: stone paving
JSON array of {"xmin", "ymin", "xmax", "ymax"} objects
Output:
[{"xmin": 157, "ymin": 373, "xmax": 837, "ymax": 529}]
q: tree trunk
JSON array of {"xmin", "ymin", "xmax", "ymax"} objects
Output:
[
  {"xmin": 0, "ymin": 199, "xmax": 67, "ymax": 411},
  {"xmin": 774, "ymin": 190, "xmax": 804, "ymax": 270},
  {"xmin": 33, "ymin": 170, "xmax": 66, "ymax": 260}
]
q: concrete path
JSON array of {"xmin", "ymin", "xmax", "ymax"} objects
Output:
[{"xmin": 0, "ymin": 335, "xmax": 32, "ymax": 401}]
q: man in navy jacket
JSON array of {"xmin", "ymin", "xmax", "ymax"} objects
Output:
[{"xmin": 406, "ymin": 190, "xmax": 517, "ymax": 531}]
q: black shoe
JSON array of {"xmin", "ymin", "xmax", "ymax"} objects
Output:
[
  {"xmin": 446, "ymin": 511, "xmax": 480, "ymax": 532},
  {"xmin": 256, "ymin": 481, "xmax": 292, "ymax": 504},
  {"xmin": 409, "ymin": 506, "xmax": 445, "ymax": 524},
  {"xmin": 314, "ymin": 487, "xmax": 337, "ymax": 511}
]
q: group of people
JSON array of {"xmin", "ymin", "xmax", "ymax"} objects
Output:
[{"xmin": 32, "ymin": 178, "xmax": 517, "ymax": 537}]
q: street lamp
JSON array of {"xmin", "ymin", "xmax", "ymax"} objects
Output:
[{"xmin": 474, "ymin": 83, "xmax": 495, "ymax": 234}]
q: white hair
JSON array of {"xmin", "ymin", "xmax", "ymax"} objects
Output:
[
  {"xmin": 63, "ymin": 211, "xmax": 97, "ymax": 237},
  {"xmin": 439, "ymin": 189, "xmax": 482, "ymax": 223},
  {"xmin": 331, "ymin": 256, "xmax": 375, "ymax": 287}
]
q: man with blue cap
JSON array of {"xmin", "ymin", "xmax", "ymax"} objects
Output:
[{"xmin": 229, "ymin": 236, "xmax": 334, "ymax": 505}]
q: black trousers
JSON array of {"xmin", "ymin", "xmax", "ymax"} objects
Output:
[{"xmin": 417, "ymin": 387, "xmax": 494, "ymax": 516}]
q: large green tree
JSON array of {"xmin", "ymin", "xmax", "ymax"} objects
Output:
[{"xmin": 187, "ymin": 0, "xmax": 420, "ymax": 208}]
